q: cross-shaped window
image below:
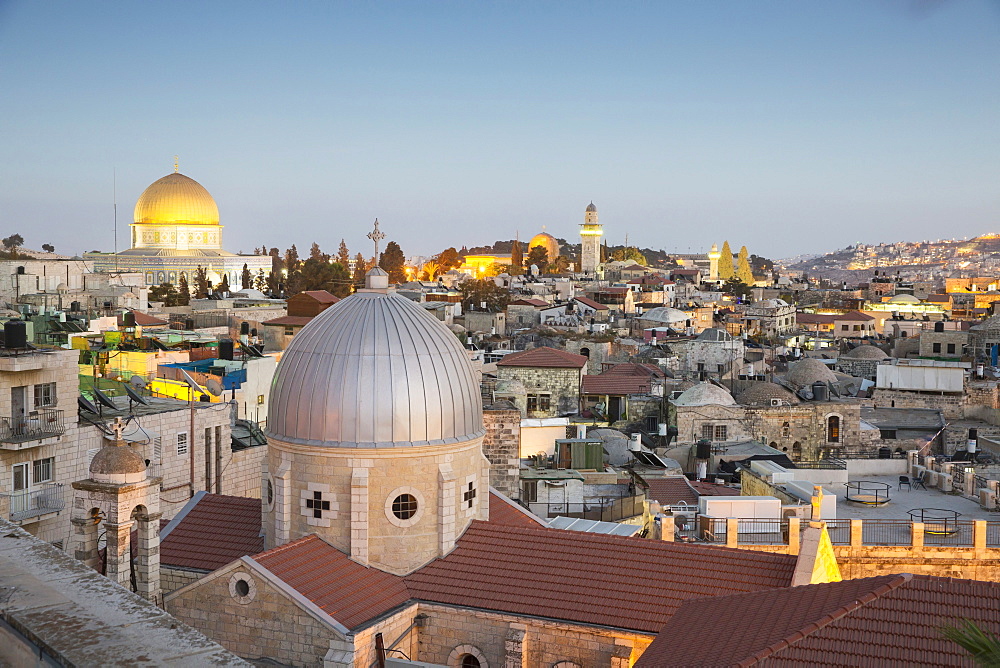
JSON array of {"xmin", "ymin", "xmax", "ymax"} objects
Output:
[
  {"xmin": 464, "ymin": 482, "xmax": 477, "ymax": 509},
  {"xmin": 305, "ymin": 491, "xmax": 331, "ymax": 519}
]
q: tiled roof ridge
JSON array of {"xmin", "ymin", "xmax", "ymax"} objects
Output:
[
  {"xmin": 737, "ymin": 573, "xmax": 913, "ymax": 667},
  {"xmin": 253, "ymin": 532, "xmax": 322, "ymax": 559}
]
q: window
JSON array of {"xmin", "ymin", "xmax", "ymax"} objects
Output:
[
  {"xmin": 697, "ymin": 362, "xmax": 705, "ymax": 372},
  {"xmin": 526, "ymin": 393, "xmax": 551, "ymax": 413},
  {"xmin": 257, "ymin": 394, "xmax": 265, "ymax": 405},
  {"xmin": 33, "ymin": 382, "xmax": 55, "ymax": 408},
  {"xmin": 827, "ymin": 416, "xmax": 840, "ymax": 443},
  {"xmin": 522, "ymin": 480, "xmax": 537, "ymax": 503},
  {"xmin": 701, "ymin": 424, "xmax": 714, "ymax": 440},
  {"xmin": 947, "ymin": 343, "xmax": 956, "ymax": 354},
  {"xmin": 460, "ymin": 656, "xmax": 481, "ymax": 668},
  {"xmin": 841, "ymin": 324, "xmax": 849, "ymax": 331},
  {"xmin": 932, "ymin": 342, "xmax": 942, "ymax": 353},
  {"xmin": 176, "ymin": 432, "xmax": 189, "ymax": 456},
  {"xmin": 880, "ymin": 429, "xmax": 897, "ymax": 439},
  {"xmin": 284, "ymin": 327, "xmax": 294, "ymax": 336},
  {"xmin": 33, "ymin": 457, "xmax": 53, "ymax": 483},
  {"xmin": 717, "ymin": 364, "xmax": 725, "ymax": 375},
  {"xmin": 714, "ymin": 425, "xmax": 727, "ymax": 441},
  {"xmin": 392, "ymin": 493, "xmax": 418, "ymax": 520},
  {"xmin": 781, "ymin": 421, "xmax": 790, "ymax": 438}
]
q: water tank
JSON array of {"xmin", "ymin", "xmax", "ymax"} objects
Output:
[
  {"xmin": 240, "ymin": 321, "xmax": 250, "ymax": 335},
  {"xmin": 219, "ymin": 339, "xmax": 235, "ymax": 361},
  {"xmin": 70, "ymin": 301, "xmax": 81, "ymax": 312},
  {"xmin": 4, "ymin": 320, "xmax": 27, "ymax": 348},
  {"xmin": 122, "ymin": 311, "xmax": 136, "ymax": 327},
  {"xmin": 696, "ymin": 439, "xmax": 712, "ymax": 460},
  {"xmin": 934, "ymin": 321, "xmax": 944, "ymax": 333},
  {"xmin": 811, "ymin": 381, "xmax": 829, "ymax": 402},
  {"xmin": 878, "ymin": 446, "xmax": 891, "ymax": 459}
]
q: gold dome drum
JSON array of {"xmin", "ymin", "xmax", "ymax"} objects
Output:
[{"xmin": 133, "ymin": 173, "xmax": 219, "ymax": 226}]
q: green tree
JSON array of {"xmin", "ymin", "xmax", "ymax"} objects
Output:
[
  {"xmin": 2, "ymin": 233, "xmax": 24, "ymax": 258},
  {"xmin": 736, "ymin": 246, "xmax": 755, "ymax": 284},
  {"xmin": 546, "ymin": 255, "xmax": 571, "ymax": 274},
  {"xmin": 509, "ymin": 239, "xmax": 523, "ymax": 275},
  {"xmin": 336, "ymin": 239, "xmax": 350, "ymax": 267},
  {"xmin": 218, "ymin": 274, "xmax": 230, "ymax": 295},
  {"xmin": 718, "ymin": 241, "xmax": 735, "ymax": 280},
  {"xmin": 352, "ymin": 252, "xmax": 369, "ymax": 286},
  {"xmin": 942, "ymin": 619, "xmax": 1000, "ymax": 667},
  {"xmin": 284, "ymin": 245, "xmax": 300, "ymax": 274},
  {"xmin": 459, "ymin": 278, "xmax": 511, "ymax": 312},
  {"xmin": 723, "ymin": 278, "xmax": 752, "ymax": 301},
  {"xmin": 177, "ymin": 274, "xmax": 191, "ymax": 305},
  {"xmin": 435, "ymin": 247, "xmax": 461, "ymax": 271},
  {"xmin": 525, "ymin": 245, "xmax": 549, "ymax": 272},
  {"xmin": 300, "ymin": 257, "xmax": 352, "ymax": 298},
  {"xmin": 193, "ymin": 266, "xmax": 210, "ymax": 299},
  {"xmin": 611, "ymin": 247, "xmax": 647, "ymax": 265},
  {"xmin": 253, "ymin": 269, "xmax": 267, "ymax": 292},
  {"xmin": 149, "ymin": 282, "xmax": 180, "ymax": 305},
  {"xmin": 309, "ymin": 242, "xmax": 325, "ymax": 261},
  {"xmin": 379, "ymin": 241, "xmax": 407, "ymax": 284},
  {"xmin": 41, "ymin": 243, "xmax": 55, "ymax": 253},
  {"xmin": 241, "ymin": 263, "xmax": 252, "ymax": 289},
  {"xmin": 422, "ymin": 261, "xmax": 441, "ymax": 281}
]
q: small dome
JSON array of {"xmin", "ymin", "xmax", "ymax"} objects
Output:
[
  {"xmin": 586, "ymin": 202, "xmax": 597, "ymax": 213},
  {"xmin": 736, "ymin": 382, "xmax": 800, "ymax": 407},
  {"xmin": 641, "ymin": 307, "xmax": 691, "ymax": 325},
  {"xmin": 89, "ymin": 441, "xmax": 147, "ymax": 484},
  {"xmin": 528, "ymin": 232, "xmax": 560, "ymax": 261},
  {"xmin": 841, "ymin": 344, "xmax": 889, "ymax": 360},
  {"xmin": 785, "ymin": 358, "xmax": 838, "ymax": 389},
  {"xmin": 134, "ymin": 172, "xmax": 219, "ymax": 226},
  {"xmin": 56, "ymin": 283, "xmax": 69, "ymax": 293},
  {"xmin": 888, "ymin": 294, "xmax": 920, "ymax": 304},
  {"xmin": 673, "ymin": 382, "xmax": 736, "ymax": 407},
  {"xmin": 267, "ymin": 287, "xmax": 484, "ymax": 448}
]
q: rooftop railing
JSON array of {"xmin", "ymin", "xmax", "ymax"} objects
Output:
[
  {"xmin": 2, "ymin": 484, "xmax": 65, "ymax": 522},
  {"xmin": 0, "ymin": 409, "xmax": 66, "ymax": 445}
]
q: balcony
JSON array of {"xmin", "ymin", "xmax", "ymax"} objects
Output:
[
  {"xmin": 0, "ymin": 409, "xmax": 66, "ymax": 450},
  {"xmin": 1, "ymin": 484, "xmax": 65, "ymax": 523}
]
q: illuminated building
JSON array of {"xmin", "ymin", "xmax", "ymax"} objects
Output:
[
  {"xmin": 527, "ymin": 231, "xmax": 560, "ymax": 261},
  {"xmin": 580, "ymin": 201, "xmax": 603, "ymax": 274},
  {"xmin": 85, "ymin": 167, "xmax": 271, "ymax": 288}
]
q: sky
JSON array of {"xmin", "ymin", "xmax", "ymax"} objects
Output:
[{"xmin": 1, "ymin": 1, "xmax": 998, "ymax": 261}]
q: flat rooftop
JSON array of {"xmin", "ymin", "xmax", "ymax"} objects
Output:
[{"xmin": 822, "ymin": 475, "xmax": 998, "ymax": 522}]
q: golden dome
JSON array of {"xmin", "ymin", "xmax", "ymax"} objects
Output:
[
  {"xmin": 528, "ymin": 232, "xmax": 560, "ymax": 261},
  {"xmin": 133, "ymin": 172, "xmax": 219, "ymax": 226}
]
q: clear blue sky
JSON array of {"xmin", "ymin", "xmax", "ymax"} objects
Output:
[{"xmin": 1, "ymin": 1, "xmax": 998, "ymax": 261}]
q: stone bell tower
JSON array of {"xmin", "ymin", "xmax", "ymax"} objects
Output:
[{"xmin": 71, "ymin": 417, "xmax": 163, "ymax": 603}]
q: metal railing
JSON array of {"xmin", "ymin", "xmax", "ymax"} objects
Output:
[
  {"xmin": 987, "ymin": 523, "xmax": 1000, "ymax": 547},
  {"xmin": 0, "ymin": 409, "xmax": 66, "ymax": 444},
  {"xmin": 792, "ymin": 458, "xmax": 847, "ymax": 470},
  {"xmin": 736, "ymin": 519, "xmax": 787, "ymax": 545},
  {"xmin": 952, "ymin": 466, "xmax": 967, "ymax": 486},
  {"xmin": 924, "ymin": 520, "xmax": 975, "ymax": 547},
  {"xmin": 698, "ymin": 516, "xmax": 727, "ymax": 543},
  {"xmin": 824, "ymin": 519, "xmax": 852, "ymax": 545},
  {"xmin": 837, "ymin": 447, "xmax": 906, "ymax": 460},
  {"xmin": 538, "ymin": 495, "xmax": 645, "ymax": 522},
  {"xmin": 4, "ymin": 484, "xmax": 65, "ymax": 522},
  {"xmin": 146, "ymin": 462, "xmax": 162, "ymax": 480},
  {"xmin": 861, "ymin": 519, "xmax": 913, "ymax": 546}
]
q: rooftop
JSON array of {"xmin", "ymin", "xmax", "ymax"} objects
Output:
[
  {"xmin": 160, "ymin": 492, "xmax": 265, "ymax": 572},
  {"xmin": 496, "ymin": 346, "xmax": 588, "ymax": 369}
]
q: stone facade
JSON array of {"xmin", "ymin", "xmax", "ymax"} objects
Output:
[
  {"xmin": 495, "ymin": 365, "xmax": 584, "ymax": 418},
  {"xmin": 265, "ymin": 437, "xmax": 490, "ymax": 575},
  {"xmin": 482, "ymin": 405, "xmax": 521, "ymax": 500},
  {"xmin": 871, "ymin": 389, "xmax": 964, "ymax": 419},
  {"xmin": 744, "ymin": 403, "xmax": 863, "ymax": 460},
  {"xmin": 835, "ymin": 357, "xmax": 886, "ymax": 381},
  {"xmin": 162, "ymin": 565, "xmax": 205, "ymax": 593},
  {"xmin": 918, "ymin": 329, "xmax": 969, "ymax": 359}
]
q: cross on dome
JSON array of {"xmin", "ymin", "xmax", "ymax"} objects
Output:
[{"xmin": 367, "ymin": 219, "xmax": 386, "ymax": 259}]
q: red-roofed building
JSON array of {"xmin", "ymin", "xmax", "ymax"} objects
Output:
[
  {"xmin": 496, "ymin": 346, "xmax": 588, "ymax": 417},
  {"xmin": 261, "ymin": 289, "xmax": 341, "ymax": 349},
  {"xmin": 118, "ymin": 308, "xmax": 169, "ymax": 329},
  {"xmin": 636, "ymin": 573, "xmax": 1000, "ymax": 667},
  {"xmin": 581, "ymin": 363, "xmax": 666, "ymax": 425}
]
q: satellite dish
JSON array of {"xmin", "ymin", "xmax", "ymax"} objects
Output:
[
  {"xmin": 206, "ymin": 378, "xmax": 223, "ymax": 397},
  {"xmin": 123, "ymin": 382, "xmax": 150, "ymax": 406},
  {"xmin": 130, "ymin": 375, "xmax": 147, "ymax": 389},
  {"xmin": 179, "ymin": 369, "xmax": 205, "ymax": 398},
  {"xmin": 78, "ymin": 396, "xmax": 100, "ymax": 415},
  {"xmin": 92, "ymin": 387, "xmax": 117, "ymax": 410}
]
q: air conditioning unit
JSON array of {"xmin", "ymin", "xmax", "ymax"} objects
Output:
[{"xmin": 770, "ymin": 398, "xmax": 782, "ymax": 407}]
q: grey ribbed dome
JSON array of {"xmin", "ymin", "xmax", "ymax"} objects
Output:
[
  {"xmin": 673, "ymin": 382, "xmax": 736, "ymax": 407},
  {"xmin": 267, "ymin": 289, "xmax": 484, "ymax": 448}
]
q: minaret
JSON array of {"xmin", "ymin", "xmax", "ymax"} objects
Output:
[
  {"xmin": 708, "ymin": 243, "xmax": 721, "ymax": 280},
  {"xmin": 580, "ymin": 202, "xmax": 603, "ymax": 274}
]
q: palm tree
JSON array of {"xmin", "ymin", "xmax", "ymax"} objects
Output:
[{"xmin": 942, "ymin": 619, "xmax": 1000, "ymax": 666}]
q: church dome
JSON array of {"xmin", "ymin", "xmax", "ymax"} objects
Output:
[
  {"xmin": 528, "ymin": 232, "xmax": 560, "ymax": 261},
  {"xmin": 89, "ymin": 441, "xmax": 147, "ymax": 484},
  {"xmin": 133, "ymin": 172, "xmax": 220, "ymax": 226},
  {"xmin": 267, "ymin": 284, "xmax": 484, "ymax": 448},
  {"xmin": 673, "ymin": 382, "xmax": 736, "ymax": 407},
  {"xmin": 888, "ymin": 293, "xmax": 920, "ymax": 305},
  {"xmin": 641, "ymin": 307, "xmax": 691, "ymax": 326}
]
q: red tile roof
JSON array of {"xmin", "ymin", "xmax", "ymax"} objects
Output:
[
  {"xmin": 573, "ymin": 296, "xmax": 609, "ymax": 310},
  {"xmin": 118, "ymin": 310, "xmax": 169, "ymax": 327},
  {"xmin": 160, "ymin": 493, "xmax": 264, "ymax": 572},
  {"xmin": 796, "ymin": 313, "xmax": 837, "ymax": 325},
  {"xmin": 636, "ymin": 573, "xmax": 1000, "ymax": 667},
  {"xmin": 298, "ymin": 290, "xmax": 340, "ymax": 304},
  {"xmin": 509, "ymin": 298, "xmax": 549, "ymax": 307},
  {"xmin": 496, "ymin": 346, "xmax": 588, "ymax": 368},
  {"xmin": 581, "ymin": 374, "xmax": 654, "ymax": 395},
  {"xmin": 645, "ymin": 477, "xmax": 699, "ymax": 506},
  {"xmin": 261, "ymin": 315, "xmax": 314, "ymax": 327},
  {"xmin": 839, "ymin": 310, "xmax": 876, "ymax": 321},
  {"xmin": 688, "ymin": 480, "xmax": 741, "ymax": 497},
  {"xmin": 404, "ymin": 521, "xmax": 797, "ymax": 634},
  {"xmin": 487, "ymin": 490, "xmax": 547, "ymax": 528},
  {"xmin": 253, "ymin": 534, "xmax": 411, "ymax": 630}
]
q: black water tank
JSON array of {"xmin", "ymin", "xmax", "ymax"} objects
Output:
[
  {"xmin": 812, "ymin": 381, "xmax": 829, "ymax": 402},
  {"xmin": 70, "ymin": 301, "xmax": 81, "ymax": 312},
  {"xmin": 219, "ymin": 339, "xmax": 235, "ymax": 361},
  {"xmin": 4, "ymin": 320, "xmax": 27, "ymax": 348},
  {"xmin": 934, "ymin": 321, "xmax": 945, "ymax": 333},
  {"xmin": 240, "ymin": 321, "xmax": 250, "ymax": 335},
  {"xmin": 878, "ymin": 446, "xmax": 891, "ymax": 459},
  {"xmin": 696, "ymin": 439, "xmax": 712, "ymax": 460},
  {"xmin": 122, "ymin": 311, "xmax": 136, "ymax": 327}
]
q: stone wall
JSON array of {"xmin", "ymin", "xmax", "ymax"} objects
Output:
[
  {"xmin": 746, "ymin": 403, "xmax": 863, "ymax": 461},
  {"xmin": 871, "ymin": 389, "xmax": 964, "ymax": 419},
  {"xmin": 918, "ymin": 330, "xmax": 969, "ymax": 358},
  {"xmin": 482, "ymin": 406, "xmax": 521, "ymax": 500},
  {"xmin": 161, "ymin": 565, "xmax": 205, "ymax": 593},
  {"xmin": 166, "ymin": 562, "xmax": 340, "ymax": 665},
  {"xmin": 835, "ymin": 358, "xmax": 884, "ymax": 381},
  {"xmin": 496, "ymin": 366, "xmax": 583, "ymax": 418}
]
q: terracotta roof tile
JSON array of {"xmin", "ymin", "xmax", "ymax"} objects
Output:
[
  {"xmin": 636, "ymin": 574, "xmax": 1000, "ymax": 667},
  {"xmin": 118, "ymin": 309, "xmax": 169, "ymax": 327},
  {"xmin": 573, "ymin": 296, "xmax": 609, "ymax": 310},
  {"xmin": 404, "ymin": 521, "xmax": 797, "ymax": 634},
  {"xmin": 496, "ymin": 346, "xmax": 588, "ymax": 368},
  {"xmin": 160, "ymin": 493, "xmax": 264, "ymax": 572},
  {"xmin": 487, "ymin": 489, "xmax": 547, "ymax": 528},
  {"xmin": 253, "ymin": 535, "xmax": 411, "ymax": 630},
  {"xmin": 509, "ymin": 298, "xmax": 549, "ymax": 307},
  {"xmin": 298, "ymin": 290, "xmax": 340, "ymax": 304},
  {"xmin": 688, "ymin": 480, "xmax": 741, "ymax": 497},
  {"xmin": 261, "ymin": 315, "xmax": 314, "ymax": 327},
  {"xmin": 581, "ymin": 374, "xmax": 654, "ymax": 395},
  {"xmin": 645, "ymin": 477, "xmax": 699, "ymax": 506}
]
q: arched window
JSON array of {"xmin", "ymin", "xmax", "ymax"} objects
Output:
[
  {"xmin": 461, "ymin": 656, "xmax": 481, "ymax": 668},
  {"xmin": 781, "ymin": 421, "xmax": 790, "ymax": 438},
  {"xmin": 792, "ymin": 442, "xmax": 802, "ymax": 459},
  {"xmin": 449, "ymin": 645, "xmax": 488, "ymax": 668},
  {"xmin": 827, "ymin": 416, "xmax": 840, "ymax": 443}
]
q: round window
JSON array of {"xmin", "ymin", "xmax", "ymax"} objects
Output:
[
  {"xmin": 235, "ymin": 579, "xmax": 250, "ymax": 597},
  {"xmin": 392, "ymin": 494, "xmax": 418, "ymax": 520}
]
